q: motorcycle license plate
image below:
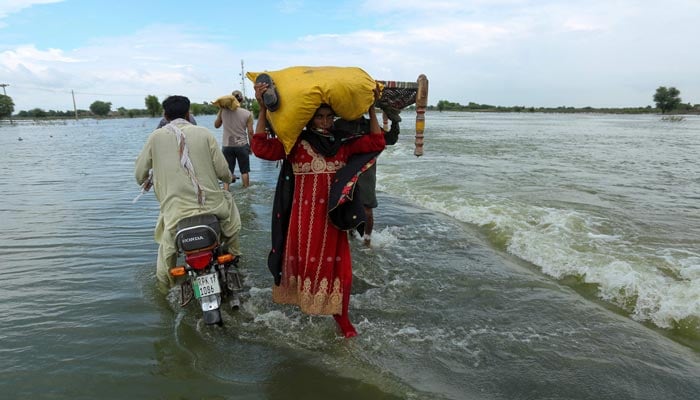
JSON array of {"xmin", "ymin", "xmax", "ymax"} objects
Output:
[{"xmin": 193, "ymin": 273, "xmax": 221, "ymax": 298}]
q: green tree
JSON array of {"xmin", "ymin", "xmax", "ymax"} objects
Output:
[
  {"xmin": 29, "ymin": 108, "xmax": 47, "ymax": 118},
  {"xmin": 436, "ymin": 100, "xmax": 463, "ymax": 111},
  {"xmin": 251, "ymin": 100, "xmax": 260, "ymax": 119},
  {"xmin": 437, "ymin": 100, "xmax": 446, "ymax": 112},
  {"xmin": 653, "ymin": 86, "xmax": 682, "ymax": 114},
  {"xmin": 145, "ymin": 95, "xmax": 162, "ymax": 117},
  {"xmin": 0, "ymin": 94, "xmax": 14, "ymax": 119},
  {"xmin": 190, "ymin": 102, "xmax": 219, "ymax": 116},
  {"xmin": 117, "ymin": 107, "xmax": 128, "ymax": 116},
  {"xmin": 89, "ymin": 100, "xmax": 112, "ymax": 116}
]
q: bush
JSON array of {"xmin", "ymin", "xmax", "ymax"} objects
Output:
[{"xmin": 90, "ymin": 100, "xmax": 112, "ymax": 116}]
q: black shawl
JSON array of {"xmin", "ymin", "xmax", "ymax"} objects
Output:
[{"xmin": 267, "ymin": 159, "xmax": 294, "ymax": 285}]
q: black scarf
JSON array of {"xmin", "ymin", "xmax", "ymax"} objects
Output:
[
  {"xmin": 299, "ymin": 129, "xmax": 346, "ymax": 157},
  {"xmin": 267, "ymin": 159, "xmax": 294, "ymax": 286}
]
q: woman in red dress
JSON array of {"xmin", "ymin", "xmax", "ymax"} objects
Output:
[{"xmin": 251, "ymin": 82, "xmax": 385, "ymax": 337}]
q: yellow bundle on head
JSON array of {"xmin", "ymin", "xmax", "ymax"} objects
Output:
[
  {"xmin": 212, "ymin": 95, "xmax": 240, "ymax": 111},
  {"xmin": 247, "ymin": 66, "xmax": 380, "ymax": 154}
]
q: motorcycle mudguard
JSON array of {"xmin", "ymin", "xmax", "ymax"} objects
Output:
[{"xmin": 203, "ymin": 309, "xmax": 222, "ymax": 326}]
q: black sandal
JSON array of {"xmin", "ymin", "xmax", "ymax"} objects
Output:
[
  {"xmin": 256, "ymin": 73, "xmax": 280, "ymax": 112},
  {"xmin": 380, "ymin": 105, "xmax": 402, "ymax": 123}
]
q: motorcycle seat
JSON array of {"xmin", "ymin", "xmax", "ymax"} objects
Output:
[{"xmin": 175, "ymin": 214, "xmax": 221, "ymax": 252}]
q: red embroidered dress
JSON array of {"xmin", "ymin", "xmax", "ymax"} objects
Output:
[{"xmin": 252, "ymin": 132, "xmax": 385, "ymax": 315}]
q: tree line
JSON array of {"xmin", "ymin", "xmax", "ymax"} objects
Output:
[
  {"xmin": 0, "ymin": 86, "xmax": 695, "ymax": 121},
  {"xmin": 433, "ymin": 86, "xmax": 697, "ymax": 114},
  {"xmin": 0, "ymin": 94, "xmax": 222, "ymax": 120}
]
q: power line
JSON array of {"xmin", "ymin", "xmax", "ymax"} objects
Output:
[
  {"xmin": 73, "ymin": 91, "xmax": 150, "ymax": 97},
  {"xmin": 10, "ymin": 85, "xmax": 71, "ymax": 94},
  {"xmin": 10, "ymin": 84, "xmax": 162, "ymax": 97}
]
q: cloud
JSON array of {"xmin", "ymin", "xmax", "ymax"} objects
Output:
[
  {"xmin": 561, "ymin": 19, "xmax": 602, "ymax": 32},
  {"xmin": 243, "ymin": 16, "xmax": 517, "ymax": 76},
  {"xmin": 360, "ymin": 0, "xmax": 491, "ymax": 14},
  {"xmin": 276, "ymin": 0, "xmax": 304, "ymax": 14},
  {"xmin": 0, "ymin": 0, "xmax": 63, "ymax": 21},
  {"xmin": 2, "ymin": 23, "xmax": 247, "ymax": 110},
  {"xmin": 3, "ymin": 1, "xmax": 700, "ymax": 111},
  {"xmin": 1, "ymin": 45, "xmax": 80, "ymax": 68}
]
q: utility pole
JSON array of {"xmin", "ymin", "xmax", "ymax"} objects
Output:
[
  {"xmin": 239, "ymin": 60, "xmax": 247, "ymax": 106},
  {"xmin": 1, "ymin": 83, "xmax": 13, "ymax": 124},
  {"xmin": 71, "ymin": 90, "xmax": 78, "ymax": 121}
]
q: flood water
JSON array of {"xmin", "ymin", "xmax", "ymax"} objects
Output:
[{"xmin": 1, "ymin": 113, "xmax": 699, "ymax": 399}]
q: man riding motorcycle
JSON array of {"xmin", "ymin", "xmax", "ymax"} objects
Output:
[{"xmin": 135, "ymin": 95, "xmax": 242, "ymax": 288}]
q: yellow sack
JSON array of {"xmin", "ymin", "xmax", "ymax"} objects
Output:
[
  {"xmin": 246, "ymin": 66, "xmax": 380, "ymax": 154},
  {"xmin": 212, "ymin": 95, "xmax": 240, "ymax": 111}
]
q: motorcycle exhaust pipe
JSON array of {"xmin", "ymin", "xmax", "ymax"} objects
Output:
[{"xmin": 229, "ymin": 295, "xmax": 241, "ymax": 310}]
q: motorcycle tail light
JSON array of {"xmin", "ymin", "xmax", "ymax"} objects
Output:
[
  {"xmin": 217, "ymin": 253, "xmax": 234, "ymax": 264},
  {"xmin": 185, "ymin": 251, "xmax": 213, "ymax": 270},
  {"xmin": 170, "ymin": 266, "xmax": 186, "ymax": 277}
]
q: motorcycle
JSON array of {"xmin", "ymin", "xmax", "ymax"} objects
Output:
[{"xmin": 168, "ymin": 214, "xmax": 244, "ymax": 326}]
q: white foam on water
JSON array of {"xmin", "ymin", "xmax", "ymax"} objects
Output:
[
  {"xmin": 364, "ymin": 226, "xmax": 401, "ymax": 248},
  {"xmin": 389, "ymin": 189, "xmax": 700, "ymax": 330},
  {"xmin": 504, "ymin": 211, "xmax": 700, "ymax": 328},
  {"xmin": 394, "ymin": 326, "xmax": 422, "ymax": 337},
  {"xmin": 662, "ymin": 250, "xmax": 700, "ymax": 280},
  {"xmin": 681, "ymin": 263, "xmax": 700, "ymax": 280},
  {"xmin": 252, "ymin": 309, "xmax": 294, "ymax": 326},
  {"xmin": 365, "ymin": 319, "xmax": 579, "ymax": 368}
]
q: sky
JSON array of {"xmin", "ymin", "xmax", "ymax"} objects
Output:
[{"xmin": 1, "ymin": 0, "xmax": 699, "ymax": 112}]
